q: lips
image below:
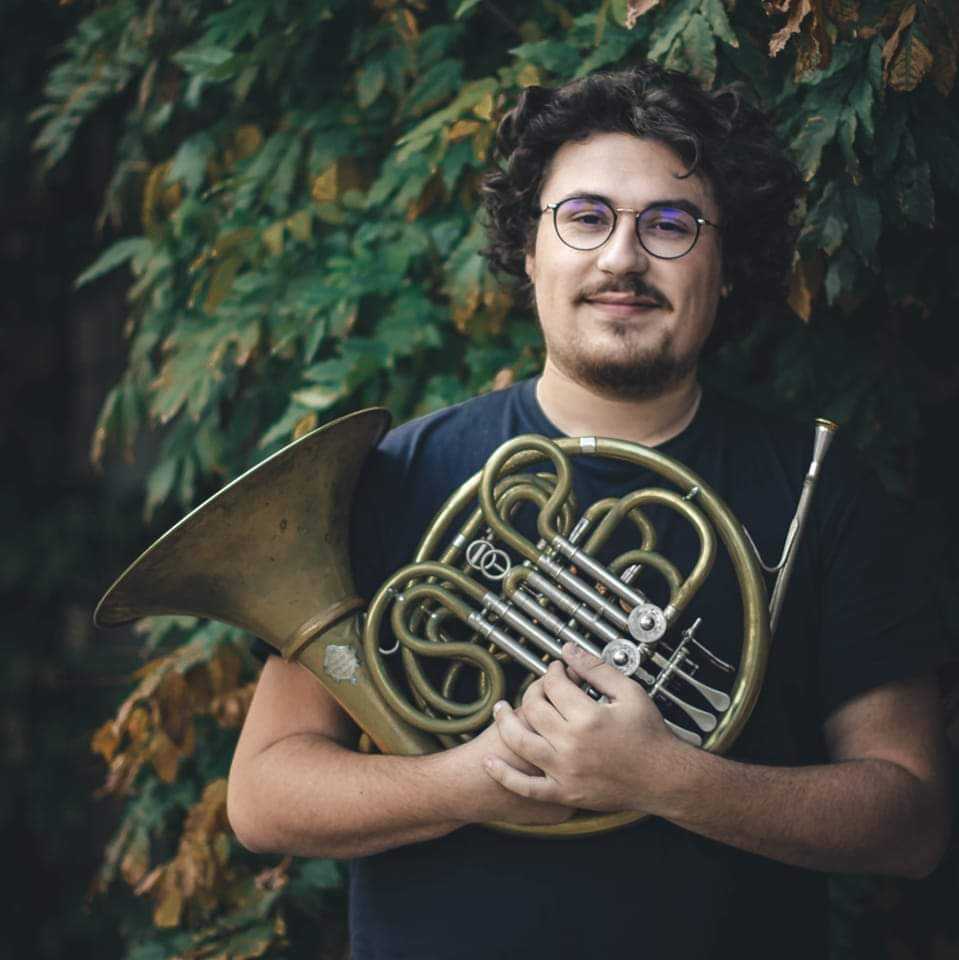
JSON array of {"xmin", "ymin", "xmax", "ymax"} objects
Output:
[
  {"xmin": 588, "ymin": 295, "xmax": 661, "ymax": 308},
  {"xmin": 579, "ymin": 286, "xmax": 669, "ymax": 311}
]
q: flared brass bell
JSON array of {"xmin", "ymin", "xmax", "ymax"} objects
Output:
[{"xmin": 95, "ymin": 406, "xmax": 436, "ymax": 757}]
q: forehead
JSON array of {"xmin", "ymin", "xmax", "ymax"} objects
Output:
[{"xmin": 540, "ymin": 132, "xmax": 716, "ymax": 213}]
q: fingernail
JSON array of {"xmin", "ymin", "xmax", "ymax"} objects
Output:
[
  {"xmin": 563, "ymin": 642, "xmax": 582, "ymax": 657},
  {"xmin": 493, "ymin": 700, "xmax": 507, "ymax": 714}
]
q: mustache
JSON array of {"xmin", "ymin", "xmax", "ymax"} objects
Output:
[{"xmin": 577, "ymin": 280, "xmax": 670, "ymax": 310}]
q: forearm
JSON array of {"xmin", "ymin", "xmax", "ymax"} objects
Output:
[
  {"xmin": 658, "ymin": 749, "xmax": 949, "ymax": 877},
  {"xmin": 227, "ymin": 732, "xmax": 462, "ymax": 860}
]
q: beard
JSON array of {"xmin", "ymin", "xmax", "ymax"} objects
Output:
[{"xmin": 540, "ymin": 319, "xmax": 700, "ymax": 401}]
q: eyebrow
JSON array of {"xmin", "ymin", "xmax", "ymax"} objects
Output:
[{"xmin": 553, "ymin": 191, "xmax": 708, "ymax": 220}]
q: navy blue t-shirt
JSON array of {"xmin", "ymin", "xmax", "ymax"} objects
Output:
[{"xmin": 322, "ymin": 379, "xmax": 941, "ymax": 960}]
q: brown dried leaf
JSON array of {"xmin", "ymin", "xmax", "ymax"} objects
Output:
[
  {"xmin": 889, "ymin": 28, "xmax": 933, "ymax": 91},
  {"xmin": 626, "ymin": 0, "xmax": 661, "ymax": 29},
  {"xmin": 824, "ymin": 0, "xmax": 859, "ymax": 23},
  {"xmin": 788, "ymin": 254, "xmax": 824, "ymax": 322},
  {"xmin": 882, "ymin": 4, "xmax": 916, "ymax": 78},
  {"xmin": 767, "ymin": 0, "xmax": 813, "ymax": 57},
  {"xmin": 211, "ymin": 682, "xmax": 257, "ymax": 730},
  {"xmin": 91, "ymin": 719, "xmax": 121, "ymax": 762},
  {"xmin": 120, "ymin": 825, "xmax": 151, "ymax": 888},
  {"xmin": 255, "ymin": 856, "xmax": 292, "ymax": 892},
  {"xmin": 292, "ymin": 412, "xmax": 318, "ymax": 440}
]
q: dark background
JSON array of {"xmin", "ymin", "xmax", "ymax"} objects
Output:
[{"xmin": 3, "ymin": 3, "xmax": 958, "ymax": 958}]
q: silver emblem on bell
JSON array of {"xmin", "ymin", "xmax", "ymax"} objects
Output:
[
  {"xmin": 627, "ymin": 602, "xmax": 667, "ymax": 642},
  {"xmin": 602, "ymin": 638, "xmax": 642, "ymax": 676}
]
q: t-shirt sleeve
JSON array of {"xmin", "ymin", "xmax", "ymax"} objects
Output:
[{"xmin": 818, "ymin": 468, "xmax": 947, "ymax": 717}]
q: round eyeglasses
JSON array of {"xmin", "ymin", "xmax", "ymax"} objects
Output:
[{"xmin": 541, "ymin": 197, "xmax": 720, "ymax": 260}]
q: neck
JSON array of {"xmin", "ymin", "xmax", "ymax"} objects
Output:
[{"xmin": 535, "ymin": 360, "xmax": 703, "ymax": 446}]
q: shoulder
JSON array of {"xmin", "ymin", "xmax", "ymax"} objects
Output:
[{"xmin": 373, "ymin": 379, "xmax": 540, "ymax": 484}]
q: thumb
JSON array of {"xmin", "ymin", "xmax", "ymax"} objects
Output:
[{"xmin": 561, "ymin": 642, "xmax": 634, "ymax": 700}]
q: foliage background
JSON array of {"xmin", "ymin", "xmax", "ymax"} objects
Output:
[{"xmin": 16, "ymin": 0, "xmax": 959, "ymax": 956}]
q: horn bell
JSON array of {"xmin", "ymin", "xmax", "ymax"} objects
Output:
[{"xmin": 94, "ymin": 407, "xmax": 391, "ymax": 646}]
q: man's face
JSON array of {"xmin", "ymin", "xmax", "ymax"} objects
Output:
[{"xmin": 525, "ymin": 132, "xmax": 723, "ymax": 399}]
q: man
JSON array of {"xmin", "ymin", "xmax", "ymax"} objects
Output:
[{"xmin": 227, "ymin": 64, "xmax": 951, "ymax": 958}]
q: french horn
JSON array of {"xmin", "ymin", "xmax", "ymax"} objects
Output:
[{"xmin": 95, "ymin": 406, "xmax": 836, "ymax": 837}]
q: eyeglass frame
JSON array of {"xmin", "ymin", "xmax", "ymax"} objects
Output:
[{"xmin": 539, "ymin": 196, "xmax": 721, "ymax": 261}]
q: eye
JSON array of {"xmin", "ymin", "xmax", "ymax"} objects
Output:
[
  {"xmin": 558, "ymin": 199, "xmax": 614, "ymax": 230},
  {"xmin": 641, "ymin": 208, "xmax": 695, "ymax": 236}
]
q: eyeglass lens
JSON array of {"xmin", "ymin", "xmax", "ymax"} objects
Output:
[{"xmin": 554, "ymin": 197, "xmax": 700, "ymax": 258}]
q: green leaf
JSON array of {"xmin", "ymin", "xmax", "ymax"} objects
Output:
[
  {"xmin": 357, "ymin": 60, "xmax": 386, "ymax": 110},
  {"xmin": 144, "ymin": 456, "xmax": 178, "ymax": 521},
  {"xmin": 172, "ymin": 44, "xmax": 235, "ymax": 76},
  {"xmin": 842, "ymin": 185, "xmax": 882, "ymax": 267},
  {"xmin": 791, "ymin": 99, "xmax": 842, "ymax": 181},
  {"xmin": 837, "ymin": 108, "xmax": 860, "ymax": 182},
  {"xmin": 892, "ymin": 160, "xmax": 935, "ymax": 229},
  {"xmin": 672, "ymin": 13, "xmax": 717, "ymax": 88},
  {"xmin": 167, "ymin": 133, "xmax": 215, "ymax": 193},
  {"xmin": 701, "ymin": 0, "xmax": 738, "ymax": 49},
  {"xmin": 454, "ymin": 0, "xmax": 483, "ymax": 19},
  {"xmin": 75, "ymin": 237, "xmax": 152, "ymax": 289},
  {"xmin": 509, "ymin": 39, "xmax": 582, "ymax": 77},
  {"xmin": 648, "ymin": 0, "xmax": 695, "ymax": 62}
]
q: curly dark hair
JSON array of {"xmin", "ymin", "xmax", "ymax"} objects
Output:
[{"xmin": 481, "ymin": 63, "xmax": 804, "ymax": 344}]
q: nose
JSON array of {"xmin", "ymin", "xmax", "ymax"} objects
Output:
[{"xmin": 595, "ymin": 214, "xmax": 650, "ymax": 276}]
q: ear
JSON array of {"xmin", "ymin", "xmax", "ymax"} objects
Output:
[{"xmin": 525, "ymin": 251, "xmax": 535, "ymax": 282}]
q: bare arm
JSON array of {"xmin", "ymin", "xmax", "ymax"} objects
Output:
[
  {"xmin": 226, "ymin": 655, "xmax": 571, "ymax": 860},
  {"xmin": 485, "ymin": 644, "xmax": 952, "ymax": 877}
]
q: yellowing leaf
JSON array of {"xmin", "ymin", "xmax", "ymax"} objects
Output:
[
  {"xmin": 517, "ymin": 63, "xmax": 541, "ymax": 87},
  {"xmin": 233, "ymin": 124, "xmax": 264, "ymax": 161},
  {"xmin": 261, "ymin": 221, "xmax": 284, "ymax": 257},
  {"xmin": 472, "ymin": 92, "xmax": 494, "ymax": 120},
  {"xmin": 286, "ymin": 208, "xmax": 312, "ymax": 243},
  {"xmin": 292, "ymin": 412, "xmax": 318, "ymax": 439},
  {"xmin": 448, "ymin": 119, "xmax": 482, "ymax": 141},
  {"xmin": 472, "ymin": 123, "xmax": 494, "ymax": 162},
  {"xmin": 788, "ymin": 254, "xmax": 824, "ymax": 321},
  {"xmin": 311, "ymin": 162, "xmax": 338, "ymax": 203},
  {"xmin": 203, "ymin": 255, "xmax": 242, "ymax": 313},
  {"xmin": 154, "ymin": 876, "xmax": 183, "ymax": 928}
]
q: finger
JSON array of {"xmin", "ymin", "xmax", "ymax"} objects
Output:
[
  {"xmin": 483, "ymin": 755, "xmax": 555, "ymax": 803},
  {"xmin": 493, "ymin": 701, "xmax": 555, "ymax": 768},
  {"xmin": 521, "ymin": 674, "xmax": 567, "ymax": 734},
  {"xmin": 541, "ymin": 659, "xmax": 595, "ymax": 719},
  {"xmin": 561, "ymin": 643, "xmax": 635, "ymax": 700}
]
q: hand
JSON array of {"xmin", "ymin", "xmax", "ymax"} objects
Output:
[
  {"xmin": 440, "ymin": 707, "xmax": 575, "ymax": 827},
  {"xmin": 483, "ymin": 643, "xmax": 694, "ymax": 814}
]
